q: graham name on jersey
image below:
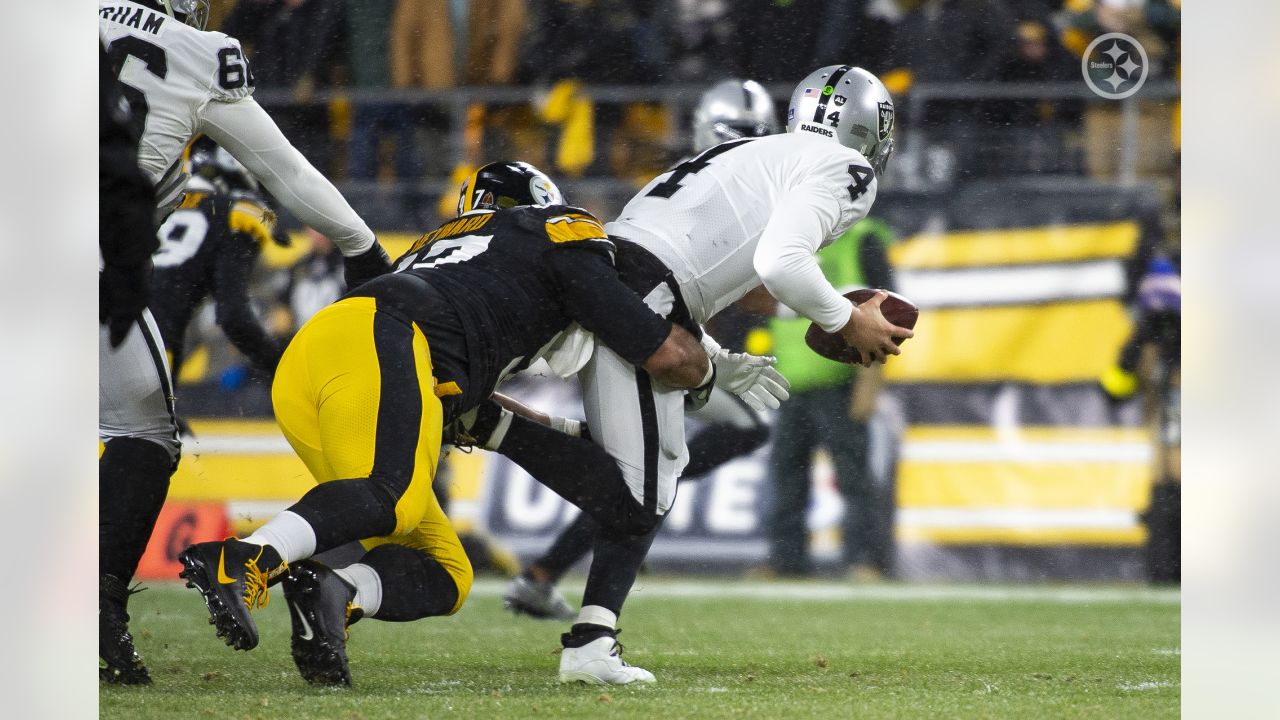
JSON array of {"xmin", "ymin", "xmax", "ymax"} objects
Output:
[{"xmin": 100, "ymin": 3, "xmax": 167, "ymax": 36}]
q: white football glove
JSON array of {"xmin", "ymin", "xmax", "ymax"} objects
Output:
[{"xmin": 712, "ymin": 349, "xmax": 791, "ymax": 411}]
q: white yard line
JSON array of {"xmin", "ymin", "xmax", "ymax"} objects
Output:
[{"xmin": 466, "ymin": 578, "xmax": 1179, "ymax": 604}]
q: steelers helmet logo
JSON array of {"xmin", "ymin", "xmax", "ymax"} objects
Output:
[{"xmin": 529, "ymin": 176, "xmax": 560, "ymax": 206}]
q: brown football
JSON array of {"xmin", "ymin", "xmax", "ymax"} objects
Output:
[{"xmin": 804, "ymin": 289, "xmax": 919, "ymax": 364}]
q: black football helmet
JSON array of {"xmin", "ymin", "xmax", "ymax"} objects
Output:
[
  {"xmin": 186, "ymin": 135, "xmax": 258, "ymax": 195},
  {"xmin": 456, "ymin": 161, "xmax": 564, "ymax": 216}
]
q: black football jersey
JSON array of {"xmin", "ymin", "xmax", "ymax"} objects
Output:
[
  {"xmin": 351, "ymin": 205, "xmax": 673, "ymax": 417},
  {"xmin": 149, "ymin": 185, "xmax": 284, "ymax": 375}
]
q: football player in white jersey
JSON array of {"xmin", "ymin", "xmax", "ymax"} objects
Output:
[
  {"xmin": 98, "ymin": 0, "xmax": 390, "ymax": 684},
  {"xmin": 501, "ymin": 78, "xmax": 782, "ymax": 623},
  {"xmin": 455, "ymin": 66, "xmax": 913, "ymax": 685}
]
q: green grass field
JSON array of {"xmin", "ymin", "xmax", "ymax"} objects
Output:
[{"xmin": 102, "ymin": 578, "xmax": 1179, "ymax": 719}]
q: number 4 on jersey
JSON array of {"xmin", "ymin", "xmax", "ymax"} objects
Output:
[{"xmin": 846, "ymin": 164, "xmax": 873, "ymax": 201}]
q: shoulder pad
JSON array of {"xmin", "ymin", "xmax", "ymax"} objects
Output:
[{"xmin": 541, "ymin": 208, "xmax": 610, "ymax": 245}]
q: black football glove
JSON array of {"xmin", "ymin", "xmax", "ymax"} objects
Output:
[
  {"xmin": 343, "ymin": 242, "xmax": 392, "ymax": 290},
  {"xmin": 99, "ymin": 262, "xmax": 151, "ymax": 348}
]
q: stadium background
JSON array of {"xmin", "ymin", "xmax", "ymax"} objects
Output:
[{"xmin": 138, "ymin": 0, "xmax": 1181, "ymax": 584}]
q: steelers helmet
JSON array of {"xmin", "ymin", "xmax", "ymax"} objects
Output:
[
  {"xmin": 692, "ymin": 79, "xmax": 781, "ymax": 153},
  {"xmin": 456, "ymin": 161, "xmax": 564, "ymax": 216},
  {"xmin": 187, "ymin": 135, "xmax": 258, "ymax": 194},
  {"xmin": 787, "ymin": 65, "xmax": 895, "ymax": 174}
]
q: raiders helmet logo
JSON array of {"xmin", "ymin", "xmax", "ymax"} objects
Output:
[
  {"xmin": 877, "ymin": 101, "xmax": 895, "ymax": 142},
  {"xmin": 833, "ymin": 94, "xmax": 847, "ymax": 107}
]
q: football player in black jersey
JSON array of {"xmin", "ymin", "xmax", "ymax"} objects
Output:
[
  {"xmin": 150, "ymin": 136, "xmax": 289, "ymax": 379},
  {"xmin": 176, "ymin": 162, "xmax": 712, "ymax": 687}
]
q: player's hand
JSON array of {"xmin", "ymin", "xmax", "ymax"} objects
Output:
[
  {"xmin": 837, "ymin": 291, "xmax": 914, "ymax": 368},
  {"xmin": 712, "ymin": 350, "xmax": 791, "ymax": 411},
  {"xmin": 343, "ymin": 241, "xmax": 392, "ymax": 290},
  {"xmin": 99, "ymin": 263, "xmax": 151, "ymax": 348}
]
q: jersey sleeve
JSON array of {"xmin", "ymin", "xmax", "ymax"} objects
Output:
[
  {"xmin": 546, "ymin": 246, "xmax": 672, "ymax": 368},
  {"xmin": 198, "ymin": 97, "xmax": 376, "ymax": 256},
  {"xmin": 208, "ymin": 35, "xmax": 255, "ymax": 102},
  {"xmin": 753, "ymin": 176, "xmax": 874, "ymax": 333}
]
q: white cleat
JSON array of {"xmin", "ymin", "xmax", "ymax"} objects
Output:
[
  {"xmin": 503, "ymin": 575, "xmax": 576, "ymax": 620},
  {"xmin": 559, "ymin": 635, "xmax": 655, "ymax": 685}
]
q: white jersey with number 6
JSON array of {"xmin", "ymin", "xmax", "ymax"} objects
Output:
[
  {"xmin": 98, "ymin": 0, "xmax": 375, "ymax": 255},
  {"xmin": 99, "ymin": 1, "xmax": 252, "ymax": 208},
  {"xmin": 606, "ymin": 132, "xmax": 878, "ymax": 333}
]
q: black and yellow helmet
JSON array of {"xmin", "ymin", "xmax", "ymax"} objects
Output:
[{"xmin": 456, "ymin": 161, "xmax": 565, "ymax": 216}]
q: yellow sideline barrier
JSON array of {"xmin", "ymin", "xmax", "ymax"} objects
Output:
[
  {"xmin": 884, "ymin": 299, "xmax": 1133, "ymax": 383},
  {"xmin": 889, "ymin": 221, "xmax": 1139, "ymax": 269},
  {"xmin": 154, "ymin": 420, "xmax": 1153, "ymax": 546}
]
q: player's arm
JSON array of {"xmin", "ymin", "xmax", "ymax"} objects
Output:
[
  {"xmin": 197, "ymin": 98, "xmax": 391, "ymax": 286},
  {"xmin": 99, "ymin": 43, "xmax": 158, "ymax": 347},
  {"xmin": 754, "ymin": 180, "xmax": 911, "ymax": 365},
  {"xmin": 211, "ymin": 202, "xmax": 286, "ymax": 372},
  {"xmin": 547, "ymin": 245, "xmax": 710, "ymax": 390}
]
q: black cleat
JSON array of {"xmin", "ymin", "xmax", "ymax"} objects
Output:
[
  {"xmin": 99, "ymin": 576, "xmax": 150, "ymax": 685},
  {"xmin": 177, "ymin": 539, "xmax": 286, "ymax": 651},
  {"xmin": 282, "ymin": 560, "xmax": 360, "ymax": 687}
]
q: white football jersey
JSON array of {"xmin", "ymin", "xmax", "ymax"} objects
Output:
[
  {"xmin": 99, "ymin": 1, "xmax": 254, "ymax": 209},
  {"xmin": 607, "ymin": 132, "xmax": 878, "ymax": 332}
]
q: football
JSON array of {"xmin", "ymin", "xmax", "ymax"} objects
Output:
[{"xmin": 804, "ymin": 289, "xmax": 919, "ymax": 364}]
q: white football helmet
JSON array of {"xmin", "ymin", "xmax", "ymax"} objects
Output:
[
  {"xmin": 155, "ymin": 0, "xmax": 210, "ymax": 30},
  {"xmin": 787, "ymin": 65, "xmax": 895, "ymax": 174},
  {"xmin": 692, "ymin": 79, "xmax": 781, "ymax": 153}
]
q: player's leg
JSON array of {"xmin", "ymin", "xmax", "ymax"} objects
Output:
[
  {"xmin": 507, "ymin": 387, "xmax": 767, "ymax": 619},
  {"xmin": 556, "ymin": 344, "xmax": 686, "ymax": 684},
  {"xmin": 764, "ymin": 391, "xmax": 819, "ymax": 576},
  {"xmin": 1144, "ymin": 367, "xmax": 1180, "ymax": 584},
  {"xmin": 179, "ymin": 298, "xmax": 444, "ymax": 650},
  {"xmin": 281, "ymin": 491, "xmax": 473, "ymax": 687},
  {"xmin": 99, "ymin": 310, "xmax": 181, "ymax": 685},
  {"xmin": 683, "ymin": 387, "xmax": 770, "ymax": 477},
  {"xmin": 469, "ymin": 402, "xmax": 661, "ymax": 536},
  {"xmin": 819, "ymin": 387, "xmax": 879, "ymax": 579}
]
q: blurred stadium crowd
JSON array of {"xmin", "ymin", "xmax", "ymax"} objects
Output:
[{"xmin": 208, "ymin": 0, "xmax": 1180, "ymax": 188}]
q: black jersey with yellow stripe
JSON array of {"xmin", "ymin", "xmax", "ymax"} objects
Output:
[
  {"xmin": 350, "ymin": 204, "xmax": 673, "ymax": 417},
  {"xmin": 150, "ymin": 185, "xmax": 285, "ymax": 375}
]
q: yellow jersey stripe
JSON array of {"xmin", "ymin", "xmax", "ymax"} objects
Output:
[{"xmin": 544, "ymin": 213, "xmax": 608, "ymax": 243}]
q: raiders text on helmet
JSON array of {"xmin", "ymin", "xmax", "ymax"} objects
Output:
[
  {"xmin": 786, "ymin": 65, "xmax": 895, "ymax": 174},
  {"xmin": 692, "ymin": 79, "xmax": 781, "ymax": 153}
]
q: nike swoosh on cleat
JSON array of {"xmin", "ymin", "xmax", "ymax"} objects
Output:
[
  {"xmin": 216, "ymin": 547, "xmax": 236, "ymax": 585},
  {"xmin": 292, "ymin": 602, "xmax": 315, "ymax": 641}
]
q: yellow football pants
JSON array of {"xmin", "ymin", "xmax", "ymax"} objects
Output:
[{"xmin": 271, "ymin": 296, "xmax": 472, "ymax": 614}]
